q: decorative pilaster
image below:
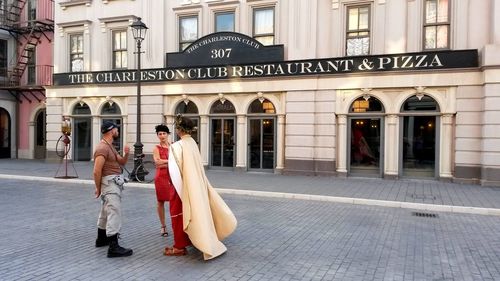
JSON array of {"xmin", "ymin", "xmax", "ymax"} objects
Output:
[
  {"xmin": 276, "ymin": 114, "xmax": 286, "ymax": 173},
  {"xmin": 28, "ymin": 121, "xmax": 35, "ymax": 159},
  {"xmin": 385, "ymin": 114, "xmax": 399, "ymax": 177},
  {"xmin": 336, "ymin": 114, "xmax": 347, "ymax": 174},
  {"xmin": 440, "ymin": 114, "xmax": 454, "ymax": 179},
  {"xmin": 92, "ymin": 116, "xmax": 100, "ymax": 161},
  {"xmin": 236, "ymin": 115, "xmax": 246, "ymax": 171},
  {"xmin": 200, "ymin": 115, "xmax": 209, "ymax": 166}
]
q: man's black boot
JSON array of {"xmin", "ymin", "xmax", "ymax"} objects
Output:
[
  {"xmin": 95, "ymin": 228, "xmax": 109, "ymax": 247},
  {"xmin": 107, "ymin": 234, "xmax": 133, "ymax": 258}
]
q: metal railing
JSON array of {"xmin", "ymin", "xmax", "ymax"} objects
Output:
[{"xmin": 0, "ymin": 65, "xmax": 53, "ymax": 87}]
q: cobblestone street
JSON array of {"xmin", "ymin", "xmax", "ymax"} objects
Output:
[{"xmin": 2, "ymin": 179, "xmax": 500, "ymax": 280}]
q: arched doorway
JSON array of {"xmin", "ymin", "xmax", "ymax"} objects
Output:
[
  {"xmin": 34, "ymin": 109, "xmax": 46, "ymax": 159},
  {"xmin": 247, "ymin": 99, "xmax": 276, "ymax": 170},
  {"xmin": 0, "ymin": 108, "xmax": 11, "ymax": 158},
  {"xmin": 210, "ymin": 100, "xmax": 236, "ymax": 168},
  {"xmin": 72, "ymin": 103, "xmax": 92, "ymax": 161},
  {"xmin": 101, "ymin": 102, "xmax": 122, "ymax": 152},
  {"xmin": 175, "ymin": 101, "xmax": 200, "ymax": 144},
  {"xmin": 400, "ymin": 94, "xmax": 439, "ymax": 178},
  {"xmin": 348, "ymin": 96, "xmax": 384, "ymax": 176}
]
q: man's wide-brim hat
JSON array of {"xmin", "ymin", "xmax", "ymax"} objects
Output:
[
  {"xmin": 175, "ymin": 114, "xmax": 196, "ymax": 133},
  {"xmin": 101, "ymin": 121, "xmax": 119, "ymax": 134}
]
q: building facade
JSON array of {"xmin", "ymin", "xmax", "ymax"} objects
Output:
[
  {"xmin": 0, "ymin": 0, "xmax": 54, "ymax": 160},
  {"xmin": 48, "ymin": 0, "xmax": 500, "ymax": 185}
]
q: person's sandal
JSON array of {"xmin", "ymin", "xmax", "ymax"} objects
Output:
[
  {"xmin": 161, "ymin": 226, "xmax": 168, "ymax": 237},
  {"xmin": 163, "ymin": 247, "xmax": 187, "ymax": 256}
]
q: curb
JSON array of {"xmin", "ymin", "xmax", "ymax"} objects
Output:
[{"xmin": 3, "ymin": 174, "xmax": 500, "ymax": 216}]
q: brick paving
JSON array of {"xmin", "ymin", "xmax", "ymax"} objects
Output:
[
  {"xmin": 1, "ymin": 159, "xmax": 500, "ymax": 209},
  {"xmin": 1, "ymin": 178, "xmax": 500, "ymax": 280}
]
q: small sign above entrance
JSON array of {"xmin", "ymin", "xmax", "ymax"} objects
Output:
[{"xmin": 166, "ymin": 32, "xmax": 284, "ymax": 68}]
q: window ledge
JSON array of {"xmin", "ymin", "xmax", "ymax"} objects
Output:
[
  {"xmin": 57, "ymin": 20, "xmax": 92, "ymax": 28},
  {"xmin": 173, "ymin": 4, "xmax": 203, "ymax": 11},
  {"xmin": 59, "ymin": 0, "xmax": 92, "ymax": 10},
  {"xmin": 208, "ymin": 0, "xmax": 240, "ymax": 7},
  {"xmin": 181, "ymin": 0, "xmax": 199, "ymax": 4},
  {"xmin": 98, "ymin": 15, "xmax": 136, "ymax": 23},
  {"xmin": 102, "ymin": 0, "xmax": 136, "ymax": 3}
]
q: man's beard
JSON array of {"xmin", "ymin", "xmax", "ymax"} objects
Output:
[{"xmin": 112, "ymin": 133, "xmax": 119, "ymax": 140}]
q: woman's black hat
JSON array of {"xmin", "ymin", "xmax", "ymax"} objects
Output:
[{"xmin": 155, "ymin": 124, "xmax": 170, "ymax": 134}]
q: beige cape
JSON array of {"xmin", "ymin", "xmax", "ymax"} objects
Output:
[{"xmin": 168, "ymin": 135, "xmax": 237, "ymax": 260}]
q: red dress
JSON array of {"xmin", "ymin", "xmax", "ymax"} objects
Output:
[{"xmin": 154, "ymin": 144, "xmax": 172, "ymax": 202}]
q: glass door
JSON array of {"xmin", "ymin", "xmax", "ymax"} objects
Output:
[
  {"xmin": 349, "ymin": 118, "xmax": 382, "ymax": 176},
  {"xmin": 402, "ymin": 116, "xmax": 436, "ymax": 177},
  {"xmin": 211, "ymin": 118, "xmax": 235, "ymax": 167},
  {"xmin": 248, "ymin": 118, "xmax": 275, "ymax": 170},
  {"xmin": 73, "ymin": 117, "xmax": 92, "ymax": 161}
]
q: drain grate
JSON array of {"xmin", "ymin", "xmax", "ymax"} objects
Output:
[
  {"xmin": 410, "ymin": 194, "xmax": 437, "ymax": 200},
  {"xmin": 412, "ymin": 212, "xmax": 438, "ymax": 218}
]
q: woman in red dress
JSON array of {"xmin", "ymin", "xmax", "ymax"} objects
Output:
[{"xmin": 152, "ymin": 124, "xmax": 173, "ymax": 236}]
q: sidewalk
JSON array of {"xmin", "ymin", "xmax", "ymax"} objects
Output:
[{"xmin": 1, "ymin": 158, "xmax": 500, "ymax": 215}]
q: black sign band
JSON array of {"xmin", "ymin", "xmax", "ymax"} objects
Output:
[{"xmin": 53, "ymin": 49, "xmax": 478, "ymax": 86}]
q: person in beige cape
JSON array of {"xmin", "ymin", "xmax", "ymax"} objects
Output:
[{"xmin": 168, "ymin": 115, "xmax": 237, "ymax": 260}]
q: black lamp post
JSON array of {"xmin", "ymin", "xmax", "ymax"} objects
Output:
[{"xmin": 130, "ymin": 17, "xmax": 148, "ymax": 180}]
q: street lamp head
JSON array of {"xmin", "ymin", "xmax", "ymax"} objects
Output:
[{"xmin": 131, "ymin": 17, "xmax": 148, "ymax": 42}]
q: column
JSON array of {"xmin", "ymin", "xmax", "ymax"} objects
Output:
[
  {"xmin": 275, "ymin": 114, "xmax": 285, "ymax": 173},
  {"xmin": 494, "ymin": 0, "xmax": 500, "ymax": 44},
  {"xmin": 91, "ymin": 115, "xmax": 99, "ymax": 160},
  {"xmin": 122, "ymin": 115, "xmax": 129, "ymax": 150},
  {"xmin": 440, "ymin": 114, "xmax": 454, "ymax": 179},
  {"xmin": 235, "ymin": 115, "xmax": 246, "ymax": 172},
  {"xmin": 164, "ymin": 115, "xmax": 172, "ymax": 130},
  {"xmin": 385, "ymin": 114, "xmax": 398, "ymax": 178},
  {"xmin": 28, "ymin": 121, "xmax": 35, "ymax": 159},
  {"xmin": 200, "ymin": 115, "xmax": 209, "ymax": 167},
  {"xmin": 336, "ymin": 114, "xmax": 347, "ymax": 175}
]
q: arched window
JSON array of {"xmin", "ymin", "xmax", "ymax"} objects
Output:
[
  {"xmin": 209, "ymin": 100, "xmax": 236, "ymax": 168},
  {"xmin": 101, "ymin": 102, "xmax": 121, "ymax": 115},
  {"xmin": 348, "ymin": 95, "xmax": 384, "ymax": 176},
  {"xmin": 175, "ymin": 101, "xmax": 200, "ymax": 143},
  {"xmin": 176, "ymin": 101, "xmax": 198, "ymax": 114},
  {"xmin": 248, "ymin": 99, "xmax": 275, "ymax": 114},
  {"xmin": 72, "ymin": 102, "xmax": 91, "ymax": 115},
  {"xmin": 210, "ymin": 100, "xmax": 235, "ymax": 114},
  {"xmin": 400, "ymin": 94, "xmax": 439, "ymax": 178},
  {"xmin": 0, "ymin": 108, "xmax": 11, "ymax": 158},
  {"xmin": 34, "ymin": 109, "xmax": 46, "ymax": 159},
  {"xmin": 247, "ymin": 99, "xmax": 276, "ymax": 171},
  {"xmin": 401, "ymin": 95, "xmax": 439, "ymax": 112},
  {"xmin": 349, "ymin": 96, "xmax": 384, "ymax": 113},
  {"xmin": 101, "ymin": 101, "xmax": 122, "ymax": 151},
  {"xmin": 72, "ymin": 102, "xmax": 92, "ymax": 161}
]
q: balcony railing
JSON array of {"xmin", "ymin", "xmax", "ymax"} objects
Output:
[
  {"xmin": 0, "ymin": 65, "xmax": 53, "ymax": 87},
  {"xmin": 25, "ymin": 64, "xmax": 53, "ymax": 86},
  {"xmin": 0, "ymin": 0, "xmax": 54, "ymax": 28},
  {"xmin": 31, "ymin": 0, "xmax": 55, "ymax": 23}
]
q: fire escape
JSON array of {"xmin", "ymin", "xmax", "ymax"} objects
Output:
[{"xmin": 0, "ymin": 0, "xmax": 54, "ymax": 104}]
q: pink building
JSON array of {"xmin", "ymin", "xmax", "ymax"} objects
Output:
[{"xmin": 0, "ymin": 0, "xmax": 54, "ymax": 159}]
